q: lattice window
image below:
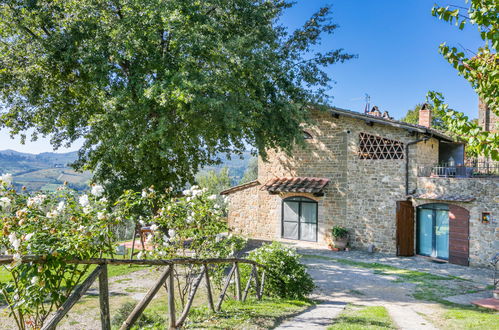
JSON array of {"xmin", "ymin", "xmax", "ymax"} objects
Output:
[{"xmin": 358, "ymin": 132, "xmax": 404, "ymax": 160}]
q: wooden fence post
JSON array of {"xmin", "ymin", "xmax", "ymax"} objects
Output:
[
  {"xmin": 234, "ymin": 262, "xmax": 241, "ymax": 301},
  {"xmin": 41, "ymin": 265, "xmax": 102, "ymax": 330},
  {"xmin": 216, "ymin": 263, "xmax": 236, "ymax": 311},
  {"xmin": 203, "ymin": 264, "xmax": 215, "ymax": 313},
  {"xmin": 167, "ymin": 265, "xmax": 176, "ymax": 329},
  {"xmin": 242, "ymin": 267, "xmax": 254, "ymax": 302},
  {"xmin": 259, "ymin": 270, "xmax": 265, "ymax": 298},
  {"xmin": 120, "ymin": 266, "xmax": 172, "ymax": 330},
  {"xmin": 175, "ymin": 268, "xmax": 205, "ymax": 327},
  {"xmin": 253, "ymin": 265, "xmax": 261, "ymax": 300},
  {"xmin": 99, "ymin": 264, "xmax": 111, "ymax": 330}
]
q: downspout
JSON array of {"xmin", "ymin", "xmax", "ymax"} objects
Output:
[{"xmin": 405, "ymin": 135, "xmax": 430, "ymax": 196}]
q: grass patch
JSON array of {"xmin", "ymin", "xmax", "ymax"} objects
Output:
[
  {"xmin": 327, "ymin": 305, "xmax": 396, "ymax": 330},
  {"xmin": 115, "ymin": 297, "xmax": 312, "ymax": 329},
  {"xmin": 431, "ymin": 305, "xmax": 499, "ymax": 330},
  {"xmin": 185, "ymin": 298, "xmax": 313, "ymax": 329}
]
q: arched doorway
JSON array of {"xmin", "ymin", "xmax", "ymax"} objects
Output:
[
  {"xmin": 417, "ymin": 203, "xmax": 449, "ymax": 260},
  {"xmin": 416, "ymin": 203, "xmax": 470, "ymax": 265},
  {"xmin": 282, "ymin": 196, "xmax": 318, "ymax": 242}
]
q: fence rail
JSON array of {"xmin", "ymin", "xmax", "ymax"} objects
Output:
[
  {"xmin": 418, "ymin": 160, "xmax": 499, "ymax": 178},
  {"xmin": 0, "ymin": 256, "xmax": 266, "ymax": 330}
]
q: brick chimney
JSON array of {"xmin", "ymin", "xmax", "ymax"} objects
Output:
[{"xmin": 419, "ymin": 103, "xmax": 432, "ymax": 128}]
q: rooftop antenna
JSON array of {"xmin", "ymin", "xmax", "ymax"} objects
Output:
[{"xmin": 364, "ymin": 93, "xmax": 371, "ymax": 114}]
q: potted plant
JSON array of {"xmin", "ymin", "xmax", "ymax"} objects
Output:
[{"xmin": 331, "ymin": 226, "xmax": 349, "ymax": 250}]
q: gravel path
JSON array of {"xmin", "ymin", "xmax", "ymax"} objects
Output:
[
  {"xmin": 301, "ymin": 255, "xmax": 439, "ymax": 329},
  {"xmin": 270, "ymin": 242, "xmax": 496, "ymax": 330}
]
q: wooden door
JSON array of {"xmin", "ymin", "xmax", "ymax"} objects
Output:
[
  {"xmin": 396, "ymin": 201, "xmax": 415, "ymax": 256},
  {"xmin": 448, "ymin": 205, "xmax": 470, "ymax": 266}
]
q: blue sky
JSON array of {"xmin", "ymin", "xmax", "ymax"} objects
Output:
[{"xmin": 0, "ymin": 0, "xmax": 484, "ymax": 153}]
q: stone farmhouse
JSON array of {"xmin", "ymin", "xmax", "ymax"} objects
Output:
[{"xmin": 221, "ymin": 104, "xmax": 498, "ymax": 267}]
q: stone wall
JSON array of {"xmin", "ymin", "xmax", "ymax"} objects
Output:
[
  {"xmin": 415, "ymin": 177, "xmax": 499, "ymax": 267},
  {"xmin": 255, "ymin": 110, "xmax": 430, "ymax": 253},
  {"xmin": 225, "ymin": 108, "xmax": 496, "ymax": 267}
]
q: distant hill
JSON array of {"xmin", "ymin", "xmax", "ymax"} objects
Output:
[
  {"xmin": 0, "ymin": 149, "xmax": 252, "ymax": 192},
  {"xmin": 0, "ymin": 150, "xmax": 90, "ymax": 192}
]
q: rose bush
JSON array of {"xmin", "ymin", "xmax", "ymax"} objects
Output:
[
  {"xmin": 115, "ymin": 186, "xmax": 246, "ymax": 305},
  {"xmin": 0, "ymin": 176, "xmax": 116, "ymax": 329}
]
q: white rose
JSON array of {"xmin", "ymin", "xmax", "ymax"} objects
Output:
[
  {"xmin": 208, "ymin": 194, "xmax": 217, "ymax": 200},
  {"xmin": 141, "ymin": 190, "xmax": 148, "ymax": 198},
  {"xmin": 150, "ymin": 224, "xmax": 159, "ymax": 231},
  {"xmin": 83, "ymin": 206, "xmax": 92, "ymax": 214},
  {"xmin": 56, "ymin": 201, "xmax": 65, "ymax": 212},
  {"xmin": 0, "ymin": 173, "xmax": 13, "ymax": 187},
  {"xmin": 12, "ymin": 238, "xmax": 21, "ymax": 251},
  {"xmin": 0, "ymin": 197, "xmax": 11, "ymax": 209},
  {"xmin": 97, "ymin": 212, "xmax": 106, "ymax": 220},
  {"xmin": 31, "ymin": 276, "xmax": 39, "ymax": 285},
  {"xmin": 168, "ymin": 229, "xmax": 175, "ymax": 237},
  {"xmin": 24, "ymin": 233, "xmax": 34, "ymax": 241},
  {"xmin": 182, "ymin": 189, "xmax": 191, "ymax": 196},
  {"xmin": 91, "ymin": 184, "xmax": 105, "ymax": 197},
  {"xmin": 27, "ymin": 194, "xmax": 47, "ymax": 208},
  {"xmin": 79, "ymin": 194, "xmax": 90, "ymax": 207},
  {"xmin": 46, "ymin": 210, "xmax": 59, "ymax": 218}
]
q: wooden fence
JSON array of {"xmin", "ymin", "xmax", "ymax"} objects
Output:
[{"xmin": 0, "ymin": 256, "xmax": 266, "ymax": 330}]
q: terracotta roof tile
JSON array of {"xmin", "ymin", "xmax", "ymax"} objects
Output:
[{"xmin": 262, "ymin": 177, "xmax": 329, "ymax": 195}]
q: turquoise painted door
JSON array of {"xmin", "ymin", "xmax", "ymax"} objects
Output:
[{"xmin": 417, "ymin": 204, "xmax": 449, "ymax": 260}]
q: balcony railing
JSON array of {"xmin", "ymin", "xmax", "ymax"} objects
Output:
[{"xmin": 418, "ymin": 161, "xmax": 499, "ymax": 178}]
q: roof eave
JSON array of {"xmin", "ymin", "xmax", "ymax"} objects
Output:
[{"xmin": 328, "ymin": 107, "xmax": 455, "ymax": 142}]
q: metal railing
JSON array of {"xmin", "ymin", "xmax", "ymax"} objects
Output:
[
  {"xmin": 0, "ymin": 256, "xmax": 267, "ymax": 330},
  {"xmin": 418, "ymin": 160, "xmax": 499, "ymax": 178}
]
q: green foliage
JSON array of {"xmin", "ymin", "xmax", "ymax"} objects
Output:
[
  {"xmin": 427, "ymin": 91, "xmax": 499, "ymax": 160},
  {"xmin": 0, "ymin": 0, "xmax": 354, "ymax": 197},
  {"xmin": 331, "ymin": 226, "xmax": 348, "ymax": 238},
  {"xmin": 400, "ymin": 104, "xmax": 448, "ymax": 131},
  {"xmin": 244, "ymin": 242, "xmax": 315, "ymax": 299},
  {"xmin": 195, "ymin": 167, "xmax": 231, "ymax": 212},
  {"xmin": 429, "ymin": 0, "xmax": 498, "ymax": 159},
  {"xmin": 0, "ymin": 177, "xmax": 115, "ymax": 329},
  {"xmin": 240, "ymin": 157, "xmax": 258, "ymax": 184}
]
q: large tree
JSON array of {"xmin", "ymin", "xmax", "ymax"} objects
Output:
[
  {"xmin": 0, "ymin": 1, "xmax": 354, "ymax": 196},
  {"xmin": 428, "ymin": 0, "xmax": 498, "ymax": 160}
]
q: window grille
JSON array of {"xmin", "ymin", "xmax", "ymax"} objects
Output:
[{"xmin": 358, "ymin": 132, "xmax": 404, "ymax": 160}]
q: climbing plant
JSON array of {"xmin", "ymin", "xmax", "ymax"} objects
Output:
[
  {"xmin": 0, "ymin": 177, "xmax": 115, "ymax": 329},
  {"xmin": 428, "ymin": 0, "xmax": 498, "ymax": 160}
]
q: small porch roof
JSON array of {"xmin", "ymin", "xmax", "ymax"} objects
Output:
[{"xmin": 262, "ymin": 177, "xmax": 330, "ymax": 196}]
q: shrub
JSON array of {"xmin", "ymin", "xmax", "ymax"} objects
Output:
[
  {"xmin": 245, "ymin": 242, "xmax": 314, "ymax": 299},
  {"xmin": 111, "ymin": 301, "xmax": 160, "ymax": 328},
  {"xmin": 331, "ymin": 226, "xmax": 348, "ymax": 238}
]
